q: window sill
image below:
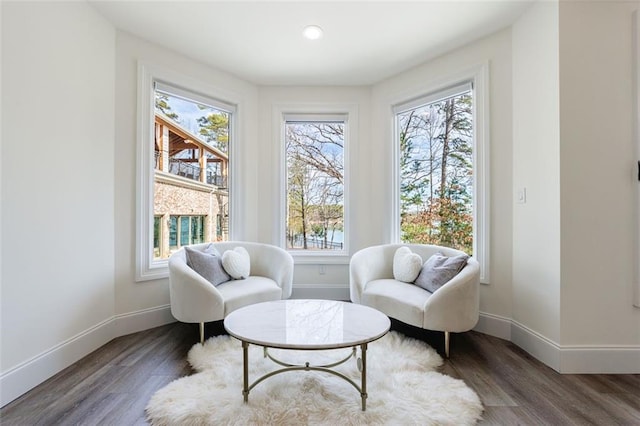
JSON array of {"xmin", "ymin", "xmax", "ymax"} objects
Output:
[
  {"xmin": 136, "ymin": 259, "xmax": 169, "ymax": 282},
  {"xmin": 290, "ymin": 252, "xmax": 350, "ymax": 265}
]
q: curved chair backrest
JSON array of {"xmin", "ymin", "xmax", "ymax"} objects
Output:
[
  {"xmin": 168, "ymin": 241, "xmax": 294, "ymax": 322},
  {"xmin": 349, "ymin": 243, "xmax": 480, "ymax": 357}
]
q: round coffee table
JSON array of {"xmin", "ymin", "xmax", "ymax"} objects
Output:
[{"xmin": 223, "ymin": 299, "xmax": 390, "ymax": 411}]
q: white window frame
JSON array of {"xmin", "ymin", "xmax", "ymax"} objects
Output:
[
  {"xmin": 391, "ymin": 64, "xmax": 490, "ymax": 283},
  {"xmin": 136, "ymin": 62, "xmax": 239, "ymax": 281},
  {"xmin": 634, "ymin": 9, "xmax": 640, "ymax": 308},
  {"xmin": 273, "ymin": 104, "xmax": 355, "ymax": 265}
]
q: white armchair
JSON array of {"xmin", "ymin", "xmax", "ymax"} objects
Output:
[
  {"xmin": 350, "ymin": 244, "xmax": 480, "ymax": 357},
  {"xmin": 169, "ymin": 241, "xmax": 294, "ymax": 343}
]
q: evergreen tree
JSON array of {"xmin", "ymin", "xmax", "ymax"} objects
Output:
[
  {"xmin": 154, "ymin": 94, "xmax": 178, "ymax": 120},
  {"xmin": 197, "ymin": 113, "xmax": 229, "ymax": 153},
  {"xmin": 399, "ymin": 92, "xmax": 473, "ymax": 254}
]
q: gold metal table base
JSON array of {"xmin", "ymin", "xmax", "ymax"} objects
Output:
[{"xmin": 241, "ymin": 341, "xmax": 369, "ymax": 411}]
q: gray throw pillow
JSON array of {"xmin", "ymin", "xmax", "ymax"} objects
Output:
[
  {"xmin": 184, "ymin": 245, "xmax": 231, "ymax": 286},
  {"xmin": 201, "ymin": 243, "xmax": 219, "ymax": 256},
  {"xmin": 414, "ymin": 252, "xmax": 469, "ymax": 293}
]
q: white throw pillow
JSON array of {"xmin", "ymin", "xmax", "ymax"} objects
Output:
[
  {"xmin": 393, "ymin": 247, "xmax": 423, "ymax": 283},
  {"xmin": 222, "ymin": 246, "xmax": 251, "ymax": 279}
]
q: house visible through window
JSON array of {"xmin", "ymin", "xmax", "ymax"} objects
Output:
[
  {"xmin": 285, "ymin": 115, "xmax": 346, "ymax": 252},
  {"xmin": 152, "ymin": 83, "xmax": 232, "ymax": 259},
  {"xmin": 396, "ymin": 83, "xmax": 474, "ymax": 255}
]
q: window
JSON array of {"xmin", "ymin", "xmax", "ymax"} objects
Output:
[
  {"xmin": 394, "ymin": 70, "xmax": 489, "ymax": 282},
  {"xmin": 284, "ymin": 114, "xmax": 347, "ymax": 255},
  {"xmin": 137, "ymin": 63, "xmax": 237, "ymax": 280},
  {"xmin": 397, "ymin": 83, "xmax": 473, "ymax": 251},
  {"xmin": 152, "ymin": 84, "xmax": 231, "ymax": 260},
  {"xmin": 167, "ymin": 215, "xmax": 205, "ymax": 249}
]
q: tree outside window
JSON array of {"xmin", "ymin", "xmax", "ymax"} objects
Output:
[
  {"xmin": 397, "ymin": 90, "xmax": 473, "ymax": 255},
  {"xmin": 285, "ymin": 119, "xmax": 345, "ymax": 251}
]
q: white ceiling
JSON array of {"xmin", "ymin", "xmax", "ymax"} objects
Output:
[{"xmin": 89, "ymin": 0, "xmax": 533, "ymax": 86}]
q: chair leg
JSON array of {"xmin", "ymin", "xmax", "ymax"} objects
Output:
[
  {"xmin": 444, "ymin": 331, "xmax": 450, "ymax": 358},
  {"xmin": 199, "ymin": 322, "xmax": 205, "ymax": 344}
]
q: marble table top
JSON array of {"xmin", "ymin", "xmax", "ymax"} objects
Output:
[{"xmin": 224, "ymin": 299, "xmax": 391, "ymax": 349}]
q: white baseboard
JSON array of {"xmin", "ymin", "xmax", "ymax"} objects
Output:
[
  {"xmin": 475, "ymin": 312, "xmax": 511, "ymax": 340},
  {"xmin": 3, "ymin": 297, "xmax": 639, "ymax": 408},
  {"xmin": 0, "ymin": 317, "xmax": 116, "ymax": 408},
  {"xmin": 510, "ymin": 320, "xmax": 562, "ymax": 371},
  {"xmin": 291, "ymin": 284, "xmax": 350, "ymax": 301},
  {"xmin": 560, "ymin": 345, "xmax": 640, "ymax": 373},
  {"xmin": 478, "ymin": 313, "xmax": 640, "ymax": 374},
  {"xmin": 114, "ymin": 304, "xmax": 175, "ymax": 337},
  {"xmin": 0, "ymin": 305, "xmax": 176, "ymax": 408}
]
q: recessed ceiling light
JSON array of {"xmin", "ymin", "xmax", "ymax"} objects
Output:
[{"xmin": 303, "ymin": 25, "xmax": 323, "ymax": 40}]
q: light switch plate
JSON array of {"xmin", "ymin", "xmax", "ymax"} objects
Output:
[{"xmin": 517, "ymin": 187, "xmax": 527, "ymax": 204}]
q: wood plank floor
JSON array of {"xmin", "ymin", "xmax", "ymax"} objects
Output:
[{"xmin": 1, "ymin": 320, "xmax": 638, "ymax": 425}]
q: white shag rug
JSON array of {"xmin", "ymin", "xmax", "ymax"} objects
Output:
[{"xmin": 146, "ymin": 331, "xmax": 483, "ymax": 425}]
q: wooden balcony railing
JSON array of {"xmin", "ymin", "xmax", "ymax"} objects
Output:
[{"xmin": 155, "ymin": 152, "xmax": 227, "ymax": 188}]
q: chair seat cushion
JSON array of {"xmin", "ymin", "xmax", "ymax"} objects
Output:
[
  {"xmin": 217, "ymin": 276, "xmax": 282, "ymax": 316},
  {"xmin": 361, "ymin": 279, "xmax": 431, "ymax": 328}
]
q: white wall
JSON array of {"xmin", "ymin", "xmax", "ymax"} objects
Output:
[
  {"xmin": 511, "ymin": 1, "xmax": 562, "ymax": 355},
  {"xmin": 1, "ymin": 1, "xmax": 115, "ymax": 405},
  {"xmin": 558, "ymin": 1, "xmax": 640, "ymax": 349},
  {"xmin": 371, "ymin": 29, "xmax": 515, "ymax": 324},
  {"xmin": 510, "ymin": 0, "xmax": 640, "ymax": 372},
  {"xmin": 114, "ymin": 32, "xmax": 259, "ymax": 326}
]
